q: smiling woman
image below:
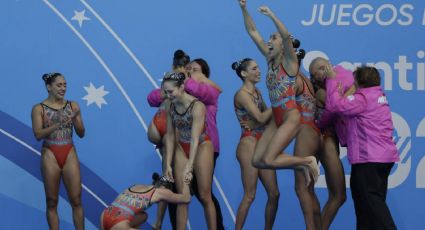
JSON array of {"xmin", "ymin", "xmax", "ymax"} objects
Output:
[
  {"xmin": 1, "ymin": 0, "xmax": 424, "ymax": 229},
  {"xmin": 161, "ymin": 71, "xmax": 218, "ymax": 230},
  {"xmin": 31, "ymin": 72, "xmax": 86, "ymax": 230}
]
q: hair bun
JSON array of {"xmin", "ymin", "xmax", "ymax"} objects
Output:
[
  {"xmin": 297, "ymin": 49, "xmax": 306, "ymax": 60},
  {"xmin": 42, "ymin": 73, "xmax": 50, "ymax": 81},
  {"xmin": 152, "ymin": 172, "xmax": 160, "ymax": 181},
  {"xmin": 174, "ymin": 49, "xmax": 186, "ymax": 59},
  {"xmin": 231, "ymin": 62, "xmax": 238, "ymax": 70}
]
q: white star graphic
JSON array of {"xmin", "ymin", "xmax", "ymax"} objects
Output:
[
  {"xmin": 82, "ymin": 82, "xmax": 110, "ymax": 109},
  {"xmin": 71, "ymin": 9, "xmax": 91, "ymax": 28}
]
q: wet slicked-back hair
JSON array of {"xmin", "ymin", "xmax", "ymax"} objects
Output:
[
  {"xmin": 162, "ymin": 71, "xmax": 186, "ymax": 87},
  {"xmin": 173, "ymin": 49, "xmax": 190, "ymax": 68},
  {"xmin": 42, "ymin": 72, "xmax": 63, "ymax": 85},
  {"xmin": 231, "ymin": 58, "xmax": 253, "ymax": 81},
  {"xmin": 152, "ymin": 172, "xmax": 173, "ymax": 190}
]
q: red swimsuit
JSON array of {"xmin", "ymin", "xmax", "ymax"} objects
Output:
[
  {"xmin": 295, "ymin": 76, "xmax": 320, "ymax": 134},
  {"xmin": 170, "ymin": 100, "xmax": 210, "ymax": 158},
  {"xmin": 266, "ymin": 64, "xmax": 298, "ymax": 127},
  {"xmin": 153, "ymin": 108, "xmax": 167, "ymax": 138},
  {"xmin": 234, "ymin": 88, "xmax": 267, "ymax": 141},
  {"xmin": 41, "ymin": 101, "xmax": 74, "ymax": 169},
  {"xmin": 102, "ymin": 186, "xmax": 156, "ymax": 230}
]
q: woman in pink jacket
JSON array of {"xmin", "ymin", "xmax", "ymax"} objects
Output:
[{"xmin": 325, "ymin": 66, "xmax": 399, "ymax": 230}]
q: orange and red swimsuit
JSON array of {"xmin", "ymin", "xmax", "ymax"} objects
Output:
[
  {"xmin": 170, "ymin": 100, "xmax": 210, "ymax": 158},
  {"xmin": 234, "ymin": 88, "xmax": 266, "ymax": 141},
  {"xmin": 153, "ymin": 108, "xmax": 167, "ymax": 138},
  {"xmin": 295, "ymin": 76, "xmax": 320, "ymax": 134},
  {"xmin": 41, "ymin": 101, "xmax": 74, "ymax": 169},
  {"xmin": 102, "ymin": 186, "xmax": 156, "ymax": 230},
  {"xmin": 266, "ymin": 64, "xmax": 298, "ymax": 127}
]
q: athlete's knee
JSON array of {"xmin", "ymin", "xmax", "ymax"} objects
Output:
[
  {"xmin": 197, "ymin": 189, "xmax": 213, "ymax": 206},
  {"xmin": 252, "ymin": 157, "xmax": 268, "ymax": 169},
  {"xmin": 262, "ymin": 156, "xmax": 276, "ymax": 168},
  {"xmin": 252, "ymin": 154, "xmax": 264, "ymax": 168},
  {"xmin": 295, "ymin": 183, "xmax": 309, "ymax": 197},
  {"xmin": 46, "ymin": 196, "xmax": 59, "ymax": 209},
  {"xmin": 267, "ymin": 189, "xmax": 280, "ymax": 202},
  {"xmin": 243, "ymin": 191, "xmax": 257, "ymax": 204},
  {"xmin": 69, "ymin": 194, "xmax": 82, "ymax": 208},
  {"xmin": 330, "ymin": 187, "xmax": 347, "ymax": 205},
  {"xmin": 334, "ymin": 192, "xmax": 347, "ymax": 206}
]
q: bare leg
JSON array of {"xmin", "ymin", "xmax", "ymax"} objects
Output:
[
  {"xmin": 62, "ymin": 150, "xmax": 84, "ymax": 230},
  {"xmin": 41, "ymin": 149, "xmax": 62, "ymax": 230},
  {"xmin": 258, "ymin": 169, "xmax": 280, "ymax": 230},
  {"xmin": 153, "ymin": 202, "xmax": 167, "ymax": 229},
  {"xmin": 174, "ymin": 146, "xmax": 189, "ymax": 230},
  {"xmin": 319, "ymin": 134, "xmax": 346, "ymax": 230},
  {"xmin": 251, "ymin": 119, "xmax": 277, "ymax": 166},
  {"xmin": 192, "ymin": 154, "xmax": 224, "ymax": 230},
  {"xmin": 294, "ymin": 125, "xmax": 322, "ymax": 230},
  {"xmin": 235, "ymin": 137, "xmax": 259, "ymax": 230},
  {"xmin": 153, "ymin": 141, "xmax": 169, "ymax": 230},
  {"xmin": 193, "ymin": 142, "xmax": 217, "ymax": 230},
  {"xmin": 253, "ymin": 110, "xmax": 314, "ymax": 172}
]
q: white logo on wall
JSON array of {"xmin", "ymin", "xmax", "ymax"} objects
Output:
[
  {"xmin": 416, "ymin": 117, "xmax": 425, "ymax": 188},
  {"xmin": 303, "ymin": 50, "xmax": 425, "ymax": 91},
  {"xmin": 301, "ymin": 4, "xmax": 416, "ymax": 26},
  {"xmin": 316, "ymin": 112, "xmax": 413, "ymax": 189},
  {"xmin": 388, "ymin": 112, "xmax": 411, "ymax": 188}
]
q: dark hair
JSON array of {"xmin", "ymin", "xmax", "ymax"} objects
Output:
[
  {"xmin": 354, "ymin": 66, "xmax": 381, "ymax": 88},
  {"xmin": 231, "ymin": 58, "xmax": 253, "ymax": 80},
  {"xmin": 173, "ymin": 49, "xmax": 190, "ymax": 68},
  {"xmin": 42, "ymin": 72, "xmax": 63, "ymax": 85},
  {"xmin": 291, "ymin": 37, "xmax": 301, "ymax": 49},
  {"xmin": 297, "ymin": 48, "xmax": 305, "ymax": 66},
  {"xmin": 191, "ymin": 58, "xmax": 210, "ymax": 78},
  {"xmin": 152, "ymin": 172, "xmax": 173, "ymax": 190},
  {"xmin": 162, "ymin": 71, "xmax": 186, "ymax": 87}
]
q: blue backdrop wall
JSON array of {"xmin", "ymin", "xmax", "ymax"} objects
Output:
[{"xmin": 1, "ymin": 0, "xmax": 424, "ymax": 229}]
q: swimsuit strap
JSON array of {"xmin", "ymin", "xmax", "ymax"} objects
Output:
[
  {"xmin": 127, "ymin": 185, "xmax": 155, "ymax": 194},
  {"xmin": 40, "ymin": 100, "xmax": 70, "ymax": 111},
  {"xmin": 172, "ymin": 99, "xmax": 199, "ymax": 116}
]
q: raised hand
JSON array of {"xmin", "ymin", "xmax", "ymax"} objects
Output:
[
  {"xmin": 238, "ymin": 0, "xmax": 247, "ymax": 8},
  {"xmin": 258, "ymin": 6, "xmax": 274, "ymax": 17}
]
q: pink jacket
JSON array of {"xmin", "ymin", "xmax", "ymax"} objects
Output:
[
  {"xmin": 317, "ymin": 65, "xmax": 354, "ymax": 146},
  {"xmin": 326, "ymin": 82, "xmax": 399, "ymax": 164},
  {"xmin": 147, "ymin": 78, "xmax": 221, "ymax": 153}
]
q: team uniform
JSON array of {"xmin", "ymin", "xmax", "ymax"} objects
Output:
[{"xmin": 41, "ymin": 101, "xmax": 74, "ymax": 168}]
